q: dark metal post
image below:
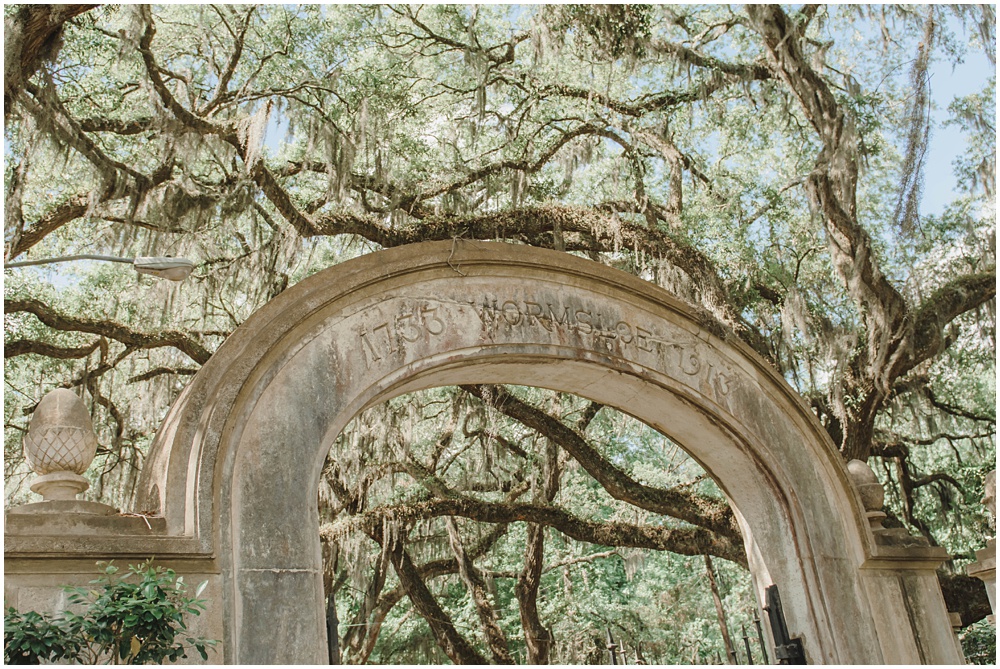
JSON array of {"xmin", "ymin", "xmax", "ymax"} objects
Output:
[
  {"xmin": 606, "ymin": 628, "xmax": 619, "ymax": 665},
  {"xmin": 742, "ymin": 624, "xmax": 755, "ymax": 664},
  {"xmin": 753, "ymin": 613, "xmax": 769, "ymax": 664},
  {"xmin": 763, "ymin": 585, "xmax": 805, "ymax": 664}
]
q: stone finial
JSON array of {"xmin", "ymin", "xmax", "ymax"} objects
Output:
[
  {"xmin": 23, "ymin": 389, "xmax": 98, "ymax": 501},
  {"xmin": 847, "ymin": 459, "xmax": 887, "ymax": 530}
]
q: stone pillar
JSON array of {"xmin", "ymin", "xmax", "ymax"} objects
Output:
[
  {"xmin": 848, "ymin": 460, "xmax": 967, "ymax": 664},
  {"xmin": 967, "ymin": 470, "xmax": 996, "ymax": 626},
  {"xmin": 5, "ymin": 389, "xmax": 224, "ymax": 662}
]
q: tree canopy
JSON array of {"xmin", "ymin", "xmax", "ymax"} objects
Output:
[{"xmin": 4, "ymin": 4, "xmax": 996, "ymax": 663}]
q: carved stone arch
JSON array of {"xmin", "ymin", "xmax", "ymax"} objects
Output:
[{"xmin": 138, "ymin": 241, "xmax": 962, "ymax": 664}]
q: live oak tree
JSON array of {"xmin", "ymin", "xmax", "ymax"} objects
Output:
[
  {"xmin": 319, "ymin": 386, "xmax": 755, "ymax": 664},
  {"xmin": 4, "ymin": 4, "xmax": 995, "ymax": 662}
]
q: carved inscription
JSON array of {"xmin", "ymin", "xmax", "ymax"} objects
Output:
[
  {"xmin": 352, "ymin": 295, "xmax": 734, "ymax": 401},
  {"xmin": 472, "ymin": 297, "xmax": 732, "ymax": 397},
  {"xmin": 358, "ymin": 301, "xmax": 445, "ymax": 367},
  {"xmin": 473, "ymin": 300, "xmax": 654, "ymax": 350}
]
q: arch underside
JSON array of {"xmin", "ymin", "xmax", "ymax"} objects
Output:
[{"xmin": 140, "ymin": 241, "xmax": 891, "ymax": 663}]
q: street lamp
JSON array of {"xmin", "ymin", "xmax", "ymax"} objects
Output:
[{"xmin": 5, "ymin": 254, "xmax": 196, "ymax": 281}]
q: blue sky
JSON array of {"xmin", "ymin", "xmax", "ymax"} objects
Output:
[{"xmin": 921, "ymin": 45, "xmax": 994, "ymax": 215}]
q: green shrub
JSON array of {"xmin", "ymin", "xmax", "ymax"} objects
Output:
[
  {"xmin": 960, "ymin": 618, "xmax": 997, "ymax": 665},
  {"xmin": 3, "ymin": 608, "xmax": 82, "ymax": 664},
  {"xmin": 4, "ymin": 560, "xmax": 215, "ymax": 664}
]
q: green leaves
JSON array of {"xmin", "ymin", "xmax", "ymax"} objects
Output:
[
  {"xmin": 3, "ymin": 560, "xmax": 216, "ymax": 665},
  {"xmin": 960, "ymin": 618, "xmax": 997, "ymax": 665},
  {"xmin": 3, "ymin": 608, "xmax": 82, "ymax": 665},
  {"xmin": 554, "ymin": 5, "xmax": 655, "ymax": 59}
]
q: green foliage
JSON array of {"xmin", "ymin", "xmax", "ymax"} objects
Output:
[
  {"xmin": 4, "ymin": 561, "xmax": 215, "ymax": 665},
  {"xmin": 960, "ymin": 618, "xmax": 997, "ymax": 665},
  {"xmin": 3, "ymin": 608, "xmax": 82, "ymax": 665},
  {"xmin": 556, "ymin": 5, "xmax": 654, "ymax": 59}
]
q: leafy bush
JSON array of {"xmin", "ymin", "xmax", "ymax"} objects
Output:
[
  {"xmin": 960, "ymin": 618, "xmax": 997, "ymax": 665},
  {"xmin": 4, "ymin": 561, "xmax": 215, "ymax": 664},
  {"xmin": 3, "ymin": 608, "xmax": 82, "ymax": 664}
]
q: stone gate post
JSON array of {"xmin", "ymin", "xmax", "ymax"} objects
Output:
[
  {"xmin": 966, "ymin": 470, "xmax": 996, "ymax": 626},
  {"xmin": 848, "ymin": 460, "xmax": 966, "ymax": 663},
  {"xmin": 4, "ymin": 389, "xmax": 224, "ymax": 661}
]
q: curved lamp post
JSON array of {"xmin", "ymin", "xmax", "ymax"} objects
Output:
[{"xmin": 5, "ymin": 254, "xmax": 195, "ymax": 281}]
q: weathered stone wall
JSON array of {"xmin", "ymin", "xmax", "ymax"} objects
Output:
[{"xmin": 4, "ymin": 502, "xmax": 224, "ymax": 663}]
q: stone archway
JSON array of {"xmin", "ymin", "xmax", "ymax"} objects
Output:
[{"xmin": 137, "ymin": 240, "xmax": 962, "ymax": 664}]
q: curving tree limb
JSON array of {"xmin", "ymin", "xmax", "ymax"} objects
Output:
[
  {"xmin": 462, "ymin": 384, "xmax": 740, "ymax": 540},
  {"xmin": 4, "ymin": 4, "xmax": 98, "ymax": 120},
  {"xmin": 446, "ymin": 517, "xmax": 513, "ymax": 663},
  {"xmin": 748, "ymin": 4, "xmax": 996, "ymax": 461},
  {"xmin": 325, "ymin": 498, "xmax": 747, "ymax": 566},
  {"xmin": 905, "ymin": 267, "xmax": 997, "ymax": 373},
  {"xmin": 5, "ymin": 338, "xmax": 100, "ymax": 360},
  {"xmin": 5, "ymin": 298, "xmax": 212, "ymax": 365},
  {"xmin": 517, "ymin": 434, "xmax": 559, "ymax": 663}
]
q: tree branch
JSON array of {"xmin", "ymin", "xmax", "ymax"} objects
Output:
[
  {"xmin": 462, "ymin": 384, "xmax": 740, "ymax": 540},
  {"xmin": 7, "ymin": 195, "xmax": 88, "ymax": 259},
  {"xmin": 749, "ymin": 6, "xmax": 910, "ymax": 381},
  {"xmin": 517, "ymin": 433, "xmax": 559, "ymax": 664},
  {"xmin": 650, "ymin": 38, "xmax": 773, "ymax": 80},
  {"xmin": 905, "ymin": 266, "xmax": 997, "ymax": 372},
  {"xmin": 4, "ymin": 338, "xmax": 100, "ymax": 360},
  {"xmin": 361, "ymin": 519, "xmax": 489, "ymax": 665},
  {"xmin": 324, "ymin": 464, "xmax": 508, "ymax": 663},
  {"xmin": 23, "ymin": 83, "xmax": 153, "ymax": 190},
  {"xmin": 341, "ymin": 543, "xmax": 392, "ymax": 661},
  {"xmin": 78, "ymin": 116, "xmax": 157, "ymax": 135},
  {"xmin": 6, "ymin": 158, "xmax": 173, "ymax": 260},
  {"xmin": 200, "ymin": 6, "xmax": 255, "ymax": 116},
  {"xmin": 4, "ymin": 4, "xmax": 98, "ymax": 120},
  {"xmin": 530, "ymin": 75, "xmax": 757, "ymax": 118},
  {"xmin": 924, "ymin": 386, "xmax": 996, "ymax": 423},
  {"xmin": 137, "ymin": 10, "xmax": 226, "ymax": 137},
  {"xmin": 127, "ymin": 367, "xmax": 199, "ymax": 383},
  {"xmin": 348, "ymin": 526, "xmax": 510, "ymax": 665},
  {"xmin": 747, "ymin": 4, "xmax": 924, "ymax": 461},
  {"xmin": 325, "ymin": 498, "xmax": 747, "ymax": 566},
  {"xmin": 445, "ymin": 517, "xmax": 513, "ymax": 663},
  {"xmin": 5, "ymin": 298, "xmax": 212, "ymax": 365}
]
